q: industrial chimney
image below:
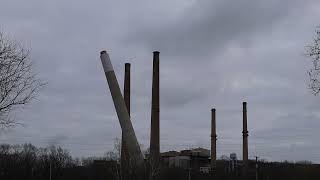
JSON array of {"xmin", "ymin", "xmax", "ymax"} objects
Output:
[
  {"xmin": 121, "ymin": 63, "xmax": 131, "ymax": 177},
  {"xmin": 100, "ymin": 51, "xmax": 144, "ymax": 165},
  {"xmin": 211, "ymin": 108, "xmax": 217, "ymax": 170},
  {"xmin": 124, "ymin": 63, "xmax": 131, "ymax": 114},
  {"xmin": 150, "ymin": 51, "xmax": 160, "ymax": 176},
  {"xmin": 242, "ymin": 102, "xmax": 249, "ymax": 173}
]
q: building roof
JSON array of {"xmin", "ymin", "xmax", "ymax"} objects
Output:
[
  {"xmin": 161, "ymin": 147, "xmax": 210, "ymax": 158},
  {"xmin": 161, "ymin": 151, "xmax": 180, "ymax": 157}
]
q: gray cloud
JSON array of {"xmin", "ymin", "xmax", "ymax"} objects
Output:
[{"xmin": 126, "ymin": 0, "xmax": 307, "ymax": 58}]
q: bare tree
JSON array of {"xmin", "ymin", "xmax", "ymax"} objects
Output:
[
  {"xmin": 306, "ymin": 27, "xmax": 320, "ymax": 95},
  {"xmin": 0, "ymin": 32, "xmax": 44, "ymax": 127}
]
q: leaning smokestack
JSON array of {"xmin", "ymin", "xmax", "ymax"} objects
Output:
[
  {"xmin": 211, "ymin": 108, "xmax": 217, "ymax": 169},
  {"xmin": 100, "ymin": 51, "xmax": 144, "ymax": 165},
  {"xmin": 121, "ymin": 63, "xmax": 131, "ymax": 176},
  {"xmin": 150, "ymin": 51, "xmax": 160, "ymax": 169},
  {"xmin": 242, "ymin": 102, "xmax": 249, "ymax": 173}
]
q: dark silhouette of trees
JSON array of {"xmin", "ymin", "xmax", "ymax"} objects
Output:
[
  {"xmin": 306, "ymin": 27, "xmax": 320, "ymax": 95},
  {"xmin": 1, "ymin": 143, "xmax": 320, "ymax": 180},
  {"xmin": 0, "ymin": 32, "xmax": 45, "ymax": 128},
  {"xmin": 0, "ymin": 143, "xmax": 75, "ymax": 180}
]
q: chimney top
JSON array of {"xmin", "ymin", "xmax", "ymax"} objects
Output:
[
  {"xmin": 100, "ymin": 50, "xmax": 107, "ymax": 54},
  {"xmin": 153, "ymin": 51, "xmax": 160, "ymax": 54}
]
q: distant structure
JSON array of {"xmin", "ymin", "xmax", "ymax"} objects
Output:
[
  {"xmin": 229, "ymin": 153, "xmax": 238, "ymax": 174},
  {"xmin": 162, "ymin": 148, "xmax": 210, "ymax": 170},
  {"xmin": 242, "ymin": 102, "xmax": 249, "ymax": 173},
  {"xmin": 150, "ymin": 51, "xmax": 160, "ymax": 176},
  {"xmin": 211, "ymin": 108, "xmax": 217, "ymax": 170}
]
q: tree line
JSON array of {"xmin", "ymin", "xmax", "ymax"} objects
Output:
[
  {"xmin": 0, "ymin": 143, "xmax": 77, "ymax": 179},
  {"xmin": 0, "ymin": 142, "xmax": 126, "ymax": 180}
]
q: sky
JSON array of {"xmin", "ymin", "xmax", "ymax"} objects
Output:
[{"xmin": 1, "ymin": 0, "xmax": 320, "ymax": 163}]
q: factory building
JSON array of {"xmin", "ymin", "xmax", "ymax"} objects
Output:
[{"xmin": 161, "ymin": 148, "xmax": 210, "ymax": 170}]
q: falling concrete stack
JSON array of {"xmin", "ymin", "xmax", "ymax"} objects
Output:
[{"xmin": 100, "ymin": 51, "xmax": 144, "ymax": 166}]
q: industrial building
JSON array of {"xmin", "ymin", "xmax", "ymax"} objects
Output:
[
  {"xmin": 161, "ymin": 148, "xmax": 210, "ymax": 170},
  {"xmin": 160, "ymin": 148, "xmax": 244, "ymax": 174}
]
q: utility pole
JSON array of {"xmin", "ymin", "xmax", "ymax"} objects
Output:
[
  {"xmin": 49, "ymin": 161, "xmax": 52, "ymax": 180},
  {"xmin": 255, "ymin": 156, "xmax": 259, "ymax": 180}
]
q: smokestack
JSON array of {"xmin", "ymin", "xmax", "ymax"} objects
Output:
[
  {"xmin": 150, "ymin": 51, "xmax": 160, "ymax": 164},
  {"xmin": 211, "ymin": 108, "xmax": 217, "ymax": 169},
  {"xmin": 100, "ymin": 51, "xmax": 144, "ymax": 165},
  {"xmin": 121, "ymin": 63, "xmax": 131, "ymax": 176},
  {"xmin": 242, "ymin": 102, "xmax": 249, "ymax": 172},
  {"xmin": 124, "ymin": 63, "xmax": 131, "ymax": 114}
]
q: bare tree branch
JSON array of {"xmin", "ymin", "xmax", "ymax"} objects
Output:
[{"xmin": 0, "ymin": 32, "xmax": 45, "ymax": 128}]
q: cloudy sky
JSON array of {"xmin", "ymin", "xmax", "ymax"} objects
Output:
[{"xmin": 1, "ymin": 0, "xmax": 320, "ymax": 163}]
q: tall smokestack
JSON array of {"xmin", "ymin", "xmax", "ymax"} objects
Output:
[
  {"xmin": 124, "ymin": 63, "xmax": 131, "ymax": 114},
  {"xmin": 211, "ymin": 108, "xmax": 217, "ymax": 169},
  {"xmin": 121, "ymin": 63, "xmax": 131, "ymax": 177},
  {"xmin": 100, "ymin": 51, "xmax": 144, "ymax": 165},
  {"xmin": 150, "ymin": 51, "xmax": 160, "ymax": 171},
  {"xmin": 242, "ymin": 102, "xmax": 249, "ymax": 173}
]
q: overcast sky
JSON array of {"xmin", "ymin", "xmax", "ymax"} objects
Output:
[{"xmin": 1, "ymin": 0, "xmax": 320, "ymax": 163}]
